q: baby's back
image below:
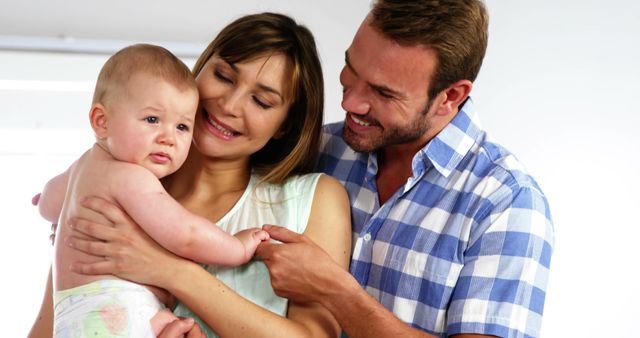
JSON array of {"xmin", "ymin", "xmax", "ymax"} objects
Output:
[{"xmin": 54, "ymin": 144, "xmax": 131, "ymax": 291}]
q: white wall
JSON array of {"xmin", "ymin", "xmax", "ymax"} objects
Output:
[{"xmin": 2, "ymin": 1, "xmax": 639, "ymax": 337}]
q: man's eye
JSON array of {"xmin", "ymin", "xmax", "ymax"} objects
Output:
[
  {"xmin": 377, "ymin": 89, "xmax": 394, "ymax": 99},
  {"xmin": 145, "ymin": 116, "xmax": 158, "ymax": 123}
]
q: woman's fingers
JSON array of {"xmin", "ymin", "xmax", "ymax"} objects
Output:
[
  {"xmin": 68, "ymin": 218, "xmax": 118, "ymax": 242},
  {"xmin": 70, "ymin": 259, "xmax": 115, "ymax": 276},
  {"xmin": 81, "ymin": 196, "xmax": 131, "ymax": 226},
  {"xmin": 66, "ymin": 236, "xmax": 110, "ymax": 257}
]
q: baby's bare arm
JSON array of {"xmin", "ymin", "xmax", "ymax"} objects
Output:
[
  {"xmin": 38, "ymin": 163, "xmax": 74, "ymax": 223},
  {"xmin": 113, "ymin": 167, "xmax": 268, "ymax": 266}
]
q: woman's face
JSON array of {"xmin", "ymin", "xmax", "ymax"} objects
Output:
[{"xmin": 192, "ymin": 53, "xmax": 291, "ymax": 162}]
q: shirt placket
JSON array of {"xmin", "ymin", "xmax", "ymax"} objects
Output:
[{"xmin": 352, "ymin": 152, "xmax": 428, "ymax": 287}]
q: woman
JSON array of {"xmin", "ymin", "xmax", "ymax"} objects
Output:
[{"xmin": 30, "ymin": 12, "xmax": 351, "ymax": 338}]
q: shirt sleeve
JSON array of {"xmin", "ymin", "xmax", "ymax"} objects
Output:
[{"xmin": 446, "ymin": 184, "xmax": 554, "ymax": 338}]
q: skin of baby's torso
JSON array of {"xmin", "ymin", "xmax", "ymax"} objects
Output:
[{"xmin": 53, "ymin": 145, "xmax": 168, "ymax": 301}]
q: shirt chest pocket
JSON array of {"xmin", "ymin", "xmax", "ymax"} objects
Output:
[{"xmin": 381, "ymin": 236, "xmax": 464, "ymax": 303}]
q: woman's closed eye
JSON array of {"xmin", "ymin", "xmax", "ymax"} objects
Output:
[
  {"xmin": 214, "ymin": 70, "xmax": 233, "ymax": 84},
  {"xmin": 252, "ymin": 96, "xmax": 273, "ymax": 109}
]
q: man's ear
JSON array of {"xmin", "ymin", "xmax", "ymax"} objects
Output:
[
  {"xmin": 433, "ymin": 79, "xmax": 473, "ymax": 117},
  {"xmin": 89, "ymin": 104, "xmax": 108, "ymax": 139}
]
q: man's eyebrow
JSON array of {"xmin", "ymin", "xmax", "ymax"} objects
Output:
[
  {"xmin": 344, "ymin": 50, "xmax": 404, "ymax": 100},
  {"xmin": 345, "ymin": 50, "xmax": 358, "ymax": 77}
]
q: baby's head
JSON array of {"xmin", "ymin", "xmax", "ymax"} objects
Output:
[{"xmin": 89, "ymin": 44, "xmax": 199, "ymax": 178}]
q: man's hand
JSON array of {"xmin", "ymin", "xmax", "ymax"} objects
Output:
[{"xmin": 255, "ymin": 224, "xmax": 345, "ymax": 304}]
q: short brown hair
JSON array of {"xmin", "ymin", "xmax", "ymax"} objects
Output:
[
  {"xmin": 193, "ymin": 13, "xmax": 324, "ymax": 184},
  {"xmin": 371, "ymin": 0, "xmax": 489, "ymax": 99},
  {"xmin": 93, "ymin": 43, "xmax": 197, "ymax": 105}
]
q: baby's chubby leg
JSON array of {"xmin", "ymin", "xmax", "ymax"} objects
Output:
[{"xmin": 151, "ymin": 308, "xmax": 179, "ymax": 336}]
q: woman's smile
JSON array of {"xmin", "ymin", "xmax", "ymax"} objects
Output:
[{"xmin": 201, "ymin": 107, "xmax": 240, "ymax": 140}]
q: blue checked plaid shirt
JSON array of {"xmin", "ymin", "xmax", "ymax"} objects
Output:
[{"xmin": 317, "ymin": 98, "xmax": 554, "ymax": 338}]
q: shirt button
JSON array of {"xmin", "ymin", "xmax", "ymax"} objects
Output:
[{"xmin": 364, "ymin": 233, "xmax": 372, "ymax": 241}]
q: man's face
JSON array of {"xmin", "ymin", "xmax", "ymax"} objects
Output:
[{"xmin": 339, "ymin": 18, "xmax": 439, "ymax": 153}]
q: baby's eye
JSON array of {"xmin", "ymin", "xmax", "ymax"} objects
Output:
[
  {"xmin": 177, "ymin": 124, "xmax": 189, "ymax": 132},
  {"xmin": 144, "ymin": 116, "xmax": 159, "ymax": 124}
]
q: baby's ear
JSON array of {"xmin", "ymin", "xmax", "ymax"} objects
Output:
[{"xmin": 89, "ymin": 104, "xmax": 108, "ymax": 139}]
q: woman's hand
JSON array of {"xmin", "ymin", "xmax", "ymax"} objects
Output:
[
  {"xmin": 66, "ymin": 196, "xmax": 186, "ymax": 287},
  {"xmin": 158, "ymin": 318, "xmax": 205, "ymax": 338}
]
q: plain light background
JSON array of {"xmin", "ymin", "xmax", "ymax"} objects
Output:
[{"xmin": 2, "ymin": 1, "xmax": 639, "ymax": 336}]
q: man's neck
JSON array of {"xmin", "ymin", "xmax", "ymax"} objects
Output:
[{"xmin": 375, "ymin": 144, "xmax": 421, "ymax": 205}]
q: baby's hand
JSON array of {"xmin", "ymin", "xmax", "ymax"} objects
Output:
[
  {"xmin": 32, "ymin": 193, "xmax": 41, "ymax": 206},
  {"xmin": 234, "ymin": 228, "xmax": 271, "ymax": 262}
]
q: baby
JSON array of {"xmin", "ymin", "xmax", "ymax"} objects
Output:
[{"xmin": 37, "ymin": 44, "xmax": 268, "ymax": 337}]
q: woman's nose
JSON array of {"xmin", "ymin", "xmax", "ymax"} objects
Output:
[{"xmin": 219, "ymin": 88, "xmax": 244, "ymax": 118}]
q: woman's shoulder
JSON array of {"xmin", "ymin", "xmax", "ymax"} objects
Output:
[{"xmin": 252, "ymin": 172, "xmax": 323, "ymax": 194}]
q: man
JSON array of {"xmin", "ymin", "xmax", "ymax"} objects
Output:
[{"xmin": 260, "ymin": 1, "xmax": 554, "ymax": 337}]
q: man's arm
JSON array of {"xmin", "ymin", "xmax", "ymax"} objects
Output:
[{"xmin": 260, "ymin": 226, "xmax": 497, "ymax": 338}]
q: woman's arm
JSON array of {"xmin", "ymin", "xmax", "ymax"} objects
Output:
[
  {"xmin": 67, "ymin": 175, "xmax": 351, "ymax": 338},
  {"xmin": 283, "ymin": 175, "xmax": 352, "ymax": 336},
  {"xmin": 27, "ymin": 266, "xmax": 53, "ymax": 338},
  {"xmin": 170, "ymin": 175, "xmax": 351, "ymax": 338}
]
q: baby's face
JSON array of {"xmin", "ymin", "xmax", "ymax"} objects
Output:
[{"xmin": 104, "ymin": 74, "xmax": 198, "ymax": 178}]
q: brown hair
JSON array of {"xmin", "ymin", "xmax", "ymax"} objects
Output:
[
  {"xmin": 371, "ymin": 0, "xmax": 489, "ymax": 99},
  {"xmin": 93, "ymin": 43, "xmax": 197, "ymax": 105},
  {"xmin": 193, "ymin": 13, "xmax": 324, "ymax": 184}
]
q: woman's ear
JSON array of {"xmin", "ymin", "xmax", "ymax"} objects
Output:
[
  {"xmin": 272, "ymin": 128, "xmax": 286, "ymax": 140},
  {"xmin": 272, "ymin": 120, "xmax": 291, "ymax": 140},
  {"xmin": 89, "ymin": 104, "xmax": 109, "ymax": 139}
]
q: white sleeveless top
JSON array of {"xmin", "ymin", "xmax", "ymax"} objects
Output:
[{"xmin": 173, "ymin": 173, "xmax": 323, "ymax": 337}]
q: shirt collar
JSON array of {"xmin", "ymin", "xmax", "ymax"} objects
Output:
[{"xmin": 416, "ymin": 97, "xmax": 484, "ymax": 178}]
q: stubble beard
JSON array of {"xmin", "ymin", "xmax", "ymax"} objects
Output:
[{"xmin": 343, "ymin": 102, "xmax": 432, "ymax": 153}]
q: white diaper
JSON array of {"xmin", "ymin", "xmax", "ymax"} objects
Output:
[{"xmin": 53, "ymin": 279, "xmax": 165, "ymax": 338}]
